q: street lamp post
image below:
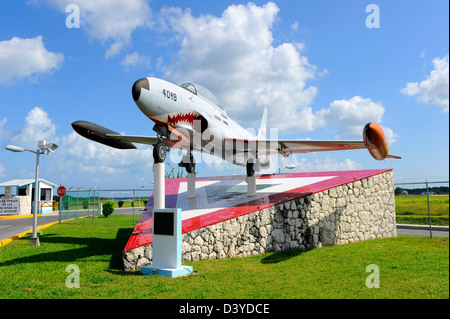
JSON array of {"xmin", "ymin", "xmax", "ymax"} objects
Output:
[{"xmin": 5, "ymin": 140, "xmax": 58, "ymax": 246}]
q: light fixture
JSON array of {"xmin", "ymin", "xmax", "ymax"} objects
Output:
[{"xmin": 5, "ymin": 140, "xmax": 58, "ymax": 246}]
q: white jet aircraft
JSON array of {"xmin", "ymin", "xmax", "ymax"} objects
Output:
[{"xmin": 72, "ymin": 77, "xmax": 400, "ymax": 177}]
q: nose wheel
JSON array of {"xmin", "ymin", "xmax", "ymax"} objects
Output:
[{"xmin": 153, "ymin": 143, "xmax": 167, "ymax": 163}]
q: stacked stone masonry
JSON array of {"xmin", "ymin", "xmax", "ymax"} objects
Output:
[{"xmin": 123, "ymin": 171, "xmax": 396, "ymax": 271}]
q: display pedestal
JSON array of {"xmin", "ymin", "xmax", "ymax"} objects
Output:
[
  {"xmin": 141, "ymin": 208, "xmax": 193, "ymax": 278},
  {"xmin": 153, "ymin": 163, "xmax": 165, "ymax": 209},
  {"xmin": 187, "ymin": 173, "xmax": 196, "ymax": 199},
  {"xmin": 246, "ymin": 175, "xmax": 256, "ymax": 197}
]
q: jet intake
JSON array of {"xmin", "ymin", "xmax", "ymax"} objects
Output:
[
  {"xmin": 71, "ymin": 121, "xmax": 136, "ymax": 149},
  {"xmin": 363, "ymin": 122, "xmax": 389, "ymax": 161},
  {"xmin": 132, "ymin": 77, "xmax": 149, "ymax": 101}
]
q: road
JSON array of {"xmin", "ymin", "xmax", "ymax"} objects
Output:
[
  {"xmin": 396, "ymin": 224, "xmax": 449, "ymax": 238},
  {"xmin": 0, "ymin": 207, "xmax": 147, "ymax": 243}
]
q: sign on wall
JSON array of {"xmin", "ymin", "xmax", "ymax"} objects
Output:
[{"xmin": 0, "ymin": 198, "xmax": 20, "ymax": 215}]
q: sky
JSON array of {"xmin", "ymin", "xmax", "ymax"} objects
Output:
[{"xmin": 0, "ymin": 0, "xmax": 448, "ymax": 190}]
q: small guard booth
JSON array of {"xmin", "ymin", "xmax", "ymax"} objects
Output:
[{"xmin": 0, "ymin": 179, "xmax": 56, "ymax": 216}]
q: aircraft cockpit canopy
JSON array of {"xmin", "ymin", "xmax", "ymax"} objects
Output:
[{"xmin": 180, "ymin": 82, "xmax": 225, "ymax": 113}]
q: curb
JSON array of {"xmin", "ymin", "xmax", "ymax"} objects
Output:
[
  {"xmin": 0, "ymin": 221, "xmax": 59, "ymax": 247},
  {"xmin": 0, "ymin": 214, "xmax": 95, "ymax": 247},
  {"xmin": 396, "ymin": 224, "xmax": 449, "ymax": 231}
]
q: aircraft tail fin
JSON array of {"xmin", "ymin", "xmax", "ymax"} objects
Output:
[{"xmin": 257, "ymin": 107, "xmax": 268, "ymax": 139}]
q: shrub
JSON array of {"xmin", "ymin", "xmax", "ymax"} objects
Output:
[
  {"xmin": 102, "ymin": 201, "xmax": 114, "ymax": 218},
  {"xmin": 118, "ymin": 200, "xmax": 124, "ymax": 208}
]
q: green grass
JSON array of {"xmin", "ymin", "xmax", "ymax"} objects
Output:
[
  {"xmin": 395, "ymin": 195, "xmax": 449, "ymax": 226},
  {"xmin": 0, "ymin": 215, "xmax": 448, "ymax": 299}
]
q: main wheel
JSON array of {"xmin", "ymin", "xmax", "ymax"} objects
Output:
[{"xmin": 153, "ymin": 143, "xmax": 166, "ymax": 163}]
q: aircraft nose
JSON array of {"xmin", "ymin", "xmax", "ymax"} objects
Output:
[{"xmin": 132, "ymin": 77, "xmax": 149, "ymax": 101}]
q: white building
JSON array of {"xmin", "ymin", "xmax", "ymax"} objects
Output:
[{"xmin": 0, "ymin": 179, "xmax": 57, "ymax": 215}]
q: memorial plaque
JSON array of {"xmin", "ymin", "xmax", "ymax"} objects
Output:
[{"xmin": 153, "ymin": 211, "xmax": 174, "ymax": 236}]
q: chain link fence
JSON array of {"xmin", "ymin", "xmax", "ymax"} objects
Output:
[
  {"xmin": 394, "ymin": 181, "xmax": 449, "ymax": 238},
  {"xmin": 52, "ymin": 182, "xmax": 448, "ymax": 238},
  {"xmin": 55, "ymin": 188, "xmax": 153, "ymax": 224}
]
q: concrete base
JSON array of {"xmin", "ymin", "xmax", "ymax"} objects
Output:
[
  {"xmin": 187, "ymin": 173, "xmax": 196, "ymax": 199},
  {"xmin": 29, "ymin": 237, "xmax": 40, "ymax": 246},
  {"xmin": 123, "ymin": 169, "xmax": 397, "ymax": 271},
  {"xmin": 246, "ymin": 175, "xmax": 256, "ymax": 197},
  {"xmin": 153, "ymin": 163, "xmax": 165, "ymax": 209},
  {"xmin": 141, "ymin": 265, "xmax": 193, "ymax": 278}
]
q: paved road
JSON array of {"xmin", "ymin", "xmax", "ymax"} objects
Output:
[
  {"xmin": 0, "ymin": 207, "xmax": 147, "ymax": 243},
  {"xmin": 0, "ymin": 214, "xmax": 60, "ymax": 243},
  {"xmin": 397, "ymin": 224, "xmax": 449, "ymax": 238}
]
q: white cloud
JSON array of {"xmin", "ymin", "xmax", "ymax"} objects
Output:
[
  {"xmin": 8, "ymin": 106, "xmax": 154, "ymax": 179},
  {"xmin": 121, "ymin": 52, "xmax": 150, "ymax": 68},
  {"xmin": 401, "ymin": 54, "xmax": 449, "ymax": 112},
  {"xmin": 55, "ymin": 132, "xmax": 150, "ymax": 174},
  {"xmin": 0, "ymin": 36, "xmax": 64, "ymax": 85},
  {"xmin": 159, "ymin": 2, "xmax": 319, "ymax": 132},
  {"xmin": 281, "ymin": 155, "xmax": 362, "ymax": 173},
  {"xmin": 11, "ymin": 107, "xmax": 58, "ymax": 149},
  {"xmin": 0, "ymin": 117, "xmax": 7, "ymax": 139},
  {"xmin": 316, "ymin": 96, "xmax": 386, "ymax": 138},
  {"xmin": 38, "ymin": 0, "xmax": 152, "ymax": 58}
]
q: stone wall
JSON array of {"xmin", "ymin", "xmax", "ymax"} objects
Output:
[{"xmin": 123, "ymin": 171, "xmax": 396, "ymax": 271}]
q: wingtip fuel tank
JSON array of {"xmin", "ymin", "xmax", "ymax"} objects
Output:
[{"xmin": 71, "ymin": 121, "xmax": 137, "ymax": 150}]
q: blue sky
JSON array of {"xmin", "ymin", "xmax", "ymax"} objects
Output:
[{"xmin": 0, "ymin": 0, "xmax": 448, "ymax": 190}]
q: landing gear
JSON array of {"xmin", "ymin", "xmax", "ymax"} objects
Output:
[
  {"xmin": 179, "ymin": 151, "xmax": 195, "ymax": 174},
  {"xmin": 246, "ymin": 159, "xmax": 256, "ymax": 197},
  {"xmin": 246, "ymin": 161, "xmax": 255, "ymax": 177},
  {"xmin": 153, "ymin": 143, "xmax": 166, "ymax": 163}
]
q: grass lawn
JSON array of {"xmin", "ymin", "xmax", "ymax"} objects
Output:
[
  {"xmin": 395, "ymin": 195, "xmax": 449, "ymax": 226},
  {"xmin": 0, "ymin": 215, "xmax": 448, "ymax": 299}
]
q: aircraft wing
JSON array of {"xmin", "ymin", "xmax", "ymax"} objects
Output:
[
  {"xmin": 224, "ymin": 122, "xmax": 401, "ymax": 160},
  {"xmin": 276, "ymin": 140, "xmax": 366, "ymax": 156},
  {"xmin": 106, "ymin": 131, "xmax": 189, "ymax": 149},
  {"xmin": 224, "ymin": 138, "xmax": 366, "ymax": 157}
]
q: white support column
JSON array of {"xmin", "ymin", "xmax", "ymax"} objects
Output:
[
  {"xmin": 246, "ymin": 175, "xmax": 256, "ymax": 197},
  {"xmin": 153, "ymin": 163, "xmax": 165, "ymax": 209},
  {"xmin": 187, "ymin": 173, "xmax": 196, "ymax": 199}
]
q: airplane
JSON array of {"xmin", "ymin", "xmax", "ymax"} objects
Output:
[{"xmin": 72, "ymin": 77, "xmax": 400, "ymax": 178}]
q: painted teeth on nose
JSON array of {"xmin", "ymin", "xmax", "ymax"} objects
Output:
[{"xmin": 132, "ymin": 78, "xmax": 149, "ymax": 101}]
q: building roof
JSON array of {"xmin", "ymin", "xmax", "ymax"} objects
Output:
[{"xmin": 0, "ymin": 179, "xmax": 57, "ymax": 188}]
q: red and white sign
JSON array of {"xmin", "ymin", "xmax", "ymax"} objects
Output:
[{"xmin": 57, "ymin": 186, "xmax": 67, "ymax": 197}]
